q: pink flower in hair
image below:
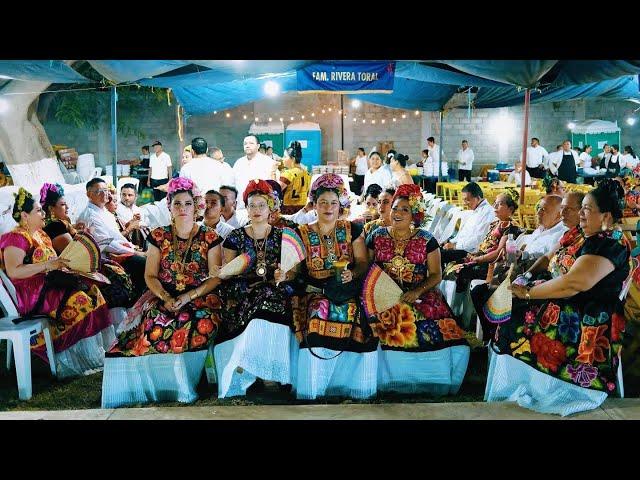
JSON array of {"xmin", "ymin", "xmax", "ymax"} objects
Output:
[
  {"xmin": 40, "ymin": 183, "xmax": 64, "ymax": 206},
  {"xmin": 167, "ymin": 177, "xmax": 204, "ymax": 215}
]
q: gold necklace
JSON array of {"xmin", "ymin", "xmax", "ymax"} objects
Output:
[
  {"xmin": 172, "ymin": 223, "xmax": 198, "ymax": 291},
  {"xmin": 318, "ymin": 224, "xmax": 338, "ymax": 264},
  {"xmin": 388, "ymin": 227, "xmax": 414, "ymax": 285},
  {"xmin": 250, "ymin": 224, "xmax": 270, "ymax": 279}
]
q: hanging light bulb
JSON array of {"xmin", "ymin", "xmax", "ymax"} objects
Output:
[
  {"xmin": 255, "ymin": 117, "xmax": 259, "ymax": 122},
  {"xmin": 567, "ymin": 122, "xmax": 576, "ymax": 129},
  {"xmin": 338, "ymin": 109, "xmax": 342, "ymax": 114},
  {"xmin": 328, "ymin": 107, "xmax": 333, "ymax": 112},
  {"xmin": 279, "ymin": 117, "xmax": 283, "ymax": 122},
  {"xmin": 371, "ymin": 119, "xmax": 376, "ymax": 124},
  {"xmin": 214, "ymin": 111, "xmax": 218, "ymax": 115},
  {"xmin": 626, "ymin": 117, "xmax": 636, "ymax": 126},
  {"xmin": 414, "ymin": 110, "xmax": 420, "ymax": 115},
  {"xmin": 353, "ymin": 118, "xmax": 357, "ymax": 122},
  {"xmin": 349, "ymin": 100, "xmax": 359, "ymax": 109},
  {"xmin": 311, "ymin": 112, "xmax": 315, "ymax": 117},
  {"xmin": 290, "ymin": 116, "xmax": 295, "ymax": 121},
  {"xmin": 268, "ymin": 117, "xmax": 272, "ymax": 122},
  {"xmin": 381, "ymin": 119, "xmax": 385, "ymax": 124},
  {"xmin": 301, "ymin": 115, "xmax": 305, "ymax": 119},
  {"xmin": 225, "ymin": 113, "xmax": 230, "ymax": 118},
  {"xmin": 362, "ymin": 119, "xmax": 366, "ymax": 123},
  {"xmin": 393, "ymin": 118, "xmax": 397, "ymax": 122},
  {"xmin": 322, "ymin": 109, "xmax": 326, "ymax": 114},
  {"xmin": 402, "ymin": 114, "xmax": 407, "ymax": 119},
  {"xmin": 243, "ymin": 114, "xmax": 247, "ymax": 120}
]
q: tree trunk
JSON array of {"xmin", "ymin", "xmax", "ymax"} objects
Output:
[{"xmin": 0, "ymin": 79, "xmax": 55, "ymax": 165}]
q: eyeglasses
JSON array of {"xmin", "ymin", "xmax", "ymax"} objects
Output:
[
  {"xmin": 247, "ymin": 203, "xmax": 268, "ymax": 210},
  {"xmin": 92, "ymin": 188, "xmax": 109, "ymax": 194}
]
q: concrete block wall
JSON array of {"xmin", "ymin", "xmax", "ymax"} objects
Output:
[{"xmin": 41, "ymin": 94, "xmax": 640, "ymax": 177}]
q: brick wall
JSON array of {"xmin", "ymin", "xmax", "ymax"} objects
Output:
[{"xmin": 41, "ymin": 94, "xmax": 640, "ymax": 176}]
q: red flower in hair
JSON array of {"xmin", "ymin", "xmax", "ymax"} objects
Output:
[
  {"xmin": 392, "ymin": 184, "xmax": 425, "ymax": 224},
  {"xmin": 242, "ymin": 179, "xmax": 277, "ymax": 208}
]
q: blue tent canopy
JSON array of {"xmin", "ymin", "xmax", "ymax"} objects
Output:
[
  {"xmin": 0, "ymin": 60, "xmax": 90, "ymax": 84},
  {"xmin": 348, "ymin": 77, "xmax": 458, "ymax": 111},
  {"xmin": 474, "ymin": 75, "xmax": 640, "ymax": 108}
]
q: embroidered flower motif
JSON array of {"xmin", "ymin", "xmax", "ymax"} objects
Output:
[
  {"xmin": 539, "ymin": 303, "xmax": 560, "ymax": 330},
  {"xmin": 611, "ymin": 312, "xmax": 625, "ymax": 342},
  {"xmin": 567, "ymin": 363, "xmax": 599, "ymax": 388},
  {"xmin": 438, "ymin": 318, "xmax": 465, "ymax": 341},
  {"xmin": 530, "ymin": 332, "xmax": 566, "ymax": 373},
  {"xmin": 374, "ymin": 303, "xmax": 418, "ymax": 347},
  {"xmin": 511, "ymin": 339, "xmax": 531, "ymax": 356},
  {"xmin": 576, "ymin": 324, "xmax": 610, "ymax": 364},
  {"xmin": 558, "ymin": 310, "xmax": 580, "ymax": 344}
]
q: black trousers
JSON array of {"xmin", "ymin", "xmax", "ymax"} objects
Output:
[
  {"xmin": 526, "ymin": 166, "xmax": 546, "ymax": 179},
  {"xmin": 122, "ymin": 254, "xmax": 147, "ymax": 297},
  {"xmin": 458, "ymin": 169, "xmax": 471, "ymax": 182},
  {"xmin": 150, "ymin": 178, "xmax": 168, "ymax": 201},
  {"xmin": 470, "ymin": 283, "xmax": 496, "ymax": 342},
  {"xmin": 353, "ymin": 174, "xmax": 365, "ymax": 195},
  {"xmin": 441, "ymin": 248, "xmax": 469, "ymax": 269}
]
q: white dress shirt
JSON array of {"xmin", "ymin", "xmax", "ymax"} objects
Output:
[
  {"xmin": 363, "ymin": 166, "xmax": 393, "ymax": 192},
  {"xmin": 219, "ymin": 162, "xmax": 236, "ymax": 188},
  {"xmin": 115, "ymin": 202, "xmax": 146, "ymax": 226},
  {"xmin": 180, "ymin": 156, "xmax": 228, "ymax": 194},
  {"xmin": 506, "ymin": 169, "xmax": 532, "ymax": 186},
  {"xmin": 199, "ymin": 219, "xmax": 234, "ymax": 240},
  {"xmin": 77, "ymin": 202, "xmax": 135, "ymax": 254},
  {"xmin": 604, "ymin": 153, "xmax": 625, "ymax": 170},
  {"xmin": 286, "ymin": 208, "xmax": 317, "ymax": 225},
  {"xmin": 149, "ymin": 151, "xmax": 172, "ymax": 180},
  {"xmin": 521, "ymin": 145, "xmax": 549, "ymax": 169},
  {"xmin": 547, "ymin": 149, "xmax": 580, "ymax": 175},
  {"xmin": 233, "ymin": 153, "xmax": 276, "ymax": 208},
  {"xmin": 428, "ymin": 144, "xmax": 448, "ymax": 174},
  {"xmin": 457, "ymin": 148, "xmax": 474, "ymax": 170},
  {"xmin": 578, "ymin": 152, "xmax": 593, "ymax": 168},
  {"xmin": 622, "ymin": 154, "xmax": 639, "ymax": 170},
  {"xmin": 355, "ymin": 155, "xmax": 369, "ymax": 175},
  {"xmin": 223, "ymin": 209, "xmax": 249, "ymax": 229},
  {"xmin": 515, "ymin": 221, "xmax": 567, "ymax": 261},
  {"xmin": 450, "ymin": 199, "xmax": 496, "ymax": 252}
]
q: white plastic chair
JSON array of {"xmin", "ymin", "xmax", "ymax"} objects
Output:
[
  {"xmin": 433, "ymin": 206, "xmax": 461, "ymax": 244},
  {"xmin": 116, "ymin": 177, "xmax": 140, "ymax": 197},
  {"xmin": 0, "ymin": 269, "xmax": 56, "ymax": 400}
]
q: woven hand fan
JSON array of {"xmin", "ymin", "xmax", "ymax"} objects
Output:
[
  {"xmin": 58, "ymin": 232, "xmax": 111, "ymax": 284},
  {"xmin": 362, "ymin": 264, "xmax": 404, "ymax": 318},
  {"xmin": 280, "ymin": 227, "xmax": 306, "ymax": 274},
  {"xmin": 483, "ymin": 263, "xmax": 515, "ymax": 324},
  {"xmin": 218, "ymin": 252, "xmax": 253, "ymax": 279}
]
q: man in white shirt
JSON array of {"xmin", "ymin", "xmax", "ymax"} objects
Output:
[
  {"xmin": 456, "ymin": 140, "xmax": 474, "ymax": 182},
  {"xmin": 116, "ymin": 182, "xmax": 149, "ymax": 250},
  {"xmin": 578, "ymin": 145, "xmax": 594, "ymax": 168},
  {"xmin": 427, "ymin": 136, "xmax": 448, "ymax": 179},
  {"xmin": 285, "ymin": 201, "xmax": 317, "ymax": 225},
  {"xmin": 78, "ymin": 178, "xmax": 147, "ymax": 295},
  {"xmin": 600, "ymin": 144, "xmax": 625, "ymax": 176},
  {"xmin": 148, "ymin": 140, "xmax": 172, "ymax": 202},
  {"xmin": 547, "ymin": 140, "xmax": 579, "ymax": 183},
  {"xmin": 351, "ymin": 147, "xmax": 369, "ymax": 195},
  {"xmin": 441, "ymin": 182, "xmax": 496, "ymax": 265},
  {"xmin": 514, "ymin": 195, "xmax": 567, "ymax": 262},
  {"xmin": 521, "ymin": 137, "xmax": 549, "ymax": 179},
  {"xmin": 210, "ymin": 147, "xmax": 235, "ymax": 188},
  {"xmin": 233, "ymin": 135, "xmax": 276, "ymax": 209},
  {"xmin": 200, "ymin": 189, "xmax": 234, "ymax": 239},
  {"xmin": 219, "ymin": 185, "xmax": 249, "ymax": 229},
  {"xmin": 179, "ymin": 137, "xmax": 226, "ymax": 194}
]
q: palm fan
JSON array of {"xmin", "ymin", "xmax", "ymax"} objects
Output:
[
  {"xmin": 280, "ymin": 226, "xmax": 306, "ymax": 274},
  {"xmin": 362, "ymin": 264, "xmax": 404, "ymax": 318},
  {"xmin": 59, "ymin": 232, "xmax": 111, "ymax": 284},
  {"xmin": 218, "ymin": 252, "xmax": 253, "ymax": 279},
  {"xmin": 483, "ymin": 263, "xmax": 515, "ymax": 324}
]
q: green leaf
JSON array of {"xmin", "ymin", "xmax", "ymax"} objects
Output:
[{"xmin": 163, "ymin": 329, "xmax": 173, "ymax": 340}]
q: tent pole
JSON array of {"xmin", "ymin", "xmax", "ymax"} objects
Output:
[
  {"xmin": 177, "ymin": 104, "xmax": 184, "ymax": 157},
  {"xmin": 340, "ymin": 94, "xmax": 344, "ymax": 150},
  {"xmin": 110, "ymin": 86, "xmax": 118, "ymax": 183},
  {"xmin": 520, "ymin": 88, "xmax": 531, "ymax": 204},
  {"xmin": 438, "ymin": 109, "xmax": 444, "ymax": 182}
]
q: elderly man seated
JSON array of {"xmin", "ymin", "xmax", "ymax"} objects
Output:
[
  {"xmin": 440, "ymin": 181, "xmax": 496, "ymax": 266},
  {"xmin": 470, "ymin": 194, "xmax": 568, "ymax": 341}
]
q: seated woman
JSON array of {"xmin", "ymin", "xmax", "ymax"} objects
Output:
[
  {"xmin": 0, "ymin": 188, "xmax": 113, "ymax": 377},
  {"xmin": 472, "ymin": 191, "xmax": 585, "ymax": 342},
  {"xmin": 213, "ymin": 179, "xmax": 294, "ymax": 398},
  {"xmin": 445, "ymin": 190, "xmax": 523, "ymax": 294},
  {"xmin": 542, "ymin": 176, "xmax": 565, "ymax": 196},
  {"xmin": 488, "ymin": 179, "xmax": 630, "ymax": 416},
  {"xmin": 102, "ymin": 177, "xmax": 224, "ymax": 408},
  {"xmin": 291, "ymin": 173, "xmax": 378, "ymax": 400},
  {"xmin": 40, "ymin": 183, "xmax": 135, "ymax": 309},
  {"xmin": 506, "ymin": 162, "xmax": 532, "ymax": 187},
  {"xmin": 362, "ymin": 187, "xmax": 395, "ymax": 238},
  {"xmin": 353, "ymin": 183, "xmax": 383, "ymax": 225},
  {"xmin": 366, "ymin": 184, "xmax": 471, "ymax": 394}
]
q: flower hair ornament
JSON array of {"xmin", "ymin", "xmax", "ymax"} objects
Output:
[
  {"xmin": 167, "ymin": 176, "xmax": 205, "ymax": 216},
  {"xmin": 13, "ymin": 187, "xmax": 33, "ymax": 222},
  {"xmin": 39, "ymin": 183, "xmax": 65, "ymax": 208},
  {"xmin": 392, "ymin": 184, "xmax": 426, "ymax": 225},
  {"xmin": 309, "ymin": 173, "xmax": 351, "ymax": 209},
  {"xmin": 503, "ymin": 187, "xmax": 520, "ymax": 205},
  {"xmin": 243, "ymin": 179, "xmax": 279, "ymax": 211}
]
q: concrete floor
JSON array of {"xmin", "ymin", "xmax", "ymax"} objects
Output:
[{"xmin": 2, "ymin": 398, "xmax": 640, "ymax": 420}]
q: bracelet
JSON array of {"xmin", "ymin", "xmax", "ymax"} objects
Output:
[
  {"xmin": 190, "ymin": 289, "xmax": 199, "ymax": 301},
  {"xmin": 525, "ymin": 288, "xmax": 531, "ymax": 302}
]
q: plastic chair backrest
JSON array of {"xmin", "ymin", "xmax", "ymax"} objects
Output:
[
  {"xmin": 434, "ymin": 206, "xmax": 461, "ymax": 243},
  {"xmin": 0, "ymin": 269, "xmax": 20, "ymax": 317}
]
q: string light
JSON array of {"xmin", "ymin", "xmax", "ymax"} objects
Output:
[
  {"xmin": 322, "ymin": 109, "xmax": 326, "ymax": 114},
  {"xmin": 268, "ymin": 117, "xmax": 272, "ymax": 122},
  {"xmin": 243, "ymin": 114, "xmax": 247, "ymax": 120},
  {"xmin": 414, "ymin": 110, "xmax": 419, "ymax": 115},
  {"xmin": 290, "ymin": 116, "xmax": 294, "ymax": 121},
  {"xmin": 328, "ymin": 107, "xmax": 332, "ymax": 112},
  {"xmin": 353, "ymin": 118, "xmax": 357, "ymax": 122},
  {"xmin": 401, "ymin": 114, "xmax": 406, "ymax": 119},
  {"xmin": 311, "ymin": 112, "xmax": 315, "ymax": 117},
  {"xmin": 301, "ymin": 115, "xmax": 305, "ymax": 119},
  {"xmin": 393, "ymin": 118, "xmax": 397, "ymax": 122},
  {"xmin": 214, "ymin": 111, "xmax": 218, "ymax": 115},
  {"xmin": 371, "ymin": 120, "xmax": 376, "ymax": 124},
  {"xmin": 225, "ymin": 112, "xmax": 230, "ymax": 118},
  {"xmin": 362, "ymin": 119, "xmax": 366, "ymax": 123},
  {"xmin": 255, "ymin": 117, "xmax": 259, "ymax": 122},
  {"xmin": 279, "ymin": 117, "xmax": 283, "ymax": 121}
]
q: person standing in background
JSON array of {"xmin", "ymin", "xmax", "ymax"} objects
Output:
[
  {"xmin": 351, "ymin": 147, "xmax": 368, "ymax": 195},
  {"xmin": 148, "ymin": 140, "xmax": 172, "ymax": 202},
  {"xmin": 456, "ymin": 140, "xmax": 474, "ymax": 182}
]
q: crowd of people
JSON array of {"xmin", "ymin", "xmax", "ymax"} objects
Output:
[{"xmin": 1, "ymin": 133, "xmax": 638, "ymax": 417}]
